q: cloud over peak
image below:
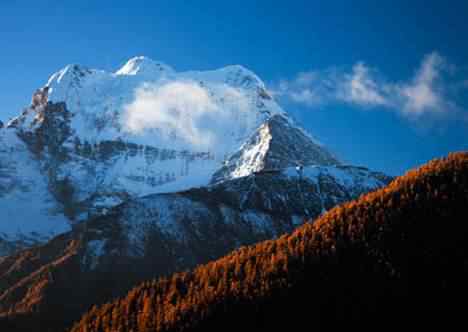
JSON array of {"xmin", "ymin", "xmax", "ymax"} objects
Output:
[
  {"xmin": 122, "ymin": 80, "xmax": 254, "ymax": 150},
  {"xmin": 123, "ymin": 81, "xmax": 217, "ymax": 147}
]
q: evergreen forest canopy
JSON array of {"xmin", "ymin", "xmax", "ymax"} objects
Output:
[{"xmin": 65, "ymin": 152, "xmax": 468, "ymax": 332}]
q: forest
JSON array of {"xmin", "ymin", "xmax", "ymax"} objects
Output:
[{"xmin": 56, "ymin": 152, "xmax": 468, "ymax": 332}]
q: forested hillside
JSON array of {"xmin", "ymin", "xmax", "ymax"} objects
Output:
[{"xmin": 68, "ymin": 152, "xmax": 468, "ymax": 332}]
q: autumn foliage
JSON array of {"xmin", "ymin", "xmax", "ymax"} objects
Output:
[{"xmin": 64, "ymin": 152, "xmax": 468, "ymax": 332}]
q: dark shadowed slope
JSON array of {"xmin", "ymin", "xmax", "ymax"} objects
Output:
[{"xmin": 68, "ymin": 152, "xmax": 468, "ymax": 332}]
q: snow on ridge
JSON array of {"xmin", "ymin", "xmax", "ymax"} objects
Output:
[
  {"xmin": 210, "ymin": 113, "xmax": 342, "ymax": 184},
  {"xmin": 115, "ymin": 56, "xmax": 174, "ymax": 76},
  {"xmin": 282, "ymin": 164, "xmax": 386, "ymax": 190},
  {"xmin": 36, "ymin": 57, "xmax": 287, "ymax": 163},
  {"xmin": 227, "ymin": 119, "xmax": 272, "ymax": 179},
  {"xmin": 38, "ymin": 55, "xmax": 287, "ymax": 163},
  {"xmin": 182, "ymin": 64, "xmax": 266, "ymax": 89}
]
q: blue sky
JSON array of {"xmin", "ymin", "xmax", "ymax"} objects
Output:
[{"xmin": 1, "ymin": 0, "xmax": 467, "ymax": 175}]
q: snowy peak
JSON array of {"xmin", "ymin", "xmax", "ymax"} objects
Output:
[
  {"xmin": 212, "ymin": 64, "xmax": 265, "ymax": 89},
  {"xmin": 47, "ymin": 64, "xmax": 95, "ymax": 88},
  {"xmin": 38, "ymin": 56, "xmax": 283, "ymax": 147},
  {"xmin": 211, "ymin": 114, "xmax": 340, "ymax": 183},
  {"xmin": 263, "ymin": 115, "xmax": 340, "ymax": 166},
  {"xmin": 115, "ymin": 56, "xmax": 174, "ymax": 76}
]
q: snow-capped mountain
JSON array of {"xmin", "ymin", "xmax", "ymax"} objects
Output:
[
  {"xmin": 0, "ymin": 56, "xmax": 389, "ymax": 256},
  {"xmin": 8, "ymin": 57, "xmax": 283, "ymax": 217}
]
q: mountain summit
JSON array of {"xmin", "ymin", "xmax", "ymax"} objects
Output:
[
  {"xmin": 115, "ymin": 56, "xmax": 174, "ymax": 76},
  {"xmin": 211, "ymin": 114, "xmax": 340, "ymax": 183}
]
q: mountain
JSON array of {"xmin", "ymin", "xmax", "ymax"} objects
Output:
[
  {"xmin": 63, "ymin": 152, "xmax": 468, "ymax": 332},
  {"xmin": 0, "ymin": 57, "xmax": 388, "ymax": 256}
]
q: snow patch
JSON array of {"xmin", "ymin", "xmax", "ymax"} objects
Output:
[
  {"xmin": 84, "ymin": 239, "xmax": 107, "ymax": 270},
  {"xmin": 0, "ymin": 128, "xmax": 70, "ymax": 252}
]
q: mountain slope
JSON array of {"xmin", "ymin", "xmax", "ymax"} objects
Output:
[
  {"xmin": 0, "ymin": 126, "xmax": 70, "ymax": 256},
  {"xmin": 0, "ymin": 161, "xmax": 389, "ymax": 332},
  {"xmin": 66, "ymin": 152, "xmax": 468, "ymax": 332}
]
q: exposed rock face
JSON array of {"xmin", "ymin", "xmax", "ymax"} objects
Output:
[
  {"xmin": 31, "ymin": 87, "xmax": 49, "ymax": 108},
  {"xmin": 211, "ymin": 114, "xmax": 340, "ymax": 183}
]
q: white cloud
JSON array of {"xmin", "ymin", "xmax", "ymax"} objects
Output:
[
  {"xmin": 122, "ymin": 80, "xmax": 253, "ymax": 150},
  {"xmin": 290, "ymin": 88, "xmax": 323, "ymax": 105},
  {"xmin": 275, "ymin": 52, "xmax": 465, "ymax": 120},
  {"xmin": 399, "ymin": 52, "xmax": 449, "ymax": 115},
  {"xmin": 274, "ymin": 69, "xmax": 340, "ymax": 106},
  {"xmin": 339, "ymin": 62, "xmax": 388, "ymax": 106},
  {"xmin": 123, "ymin": 81, "xmax": 217, "ymax": 147}
]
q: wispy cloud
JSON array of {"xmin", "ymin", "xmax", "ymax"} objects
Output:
[
  {"xmin": 398, "ymin": 52, "xmax": 456, "ymax": 116},
  {"xmin": 274, "ymin": 52, "xmax": 466, "ymax": 120},
  {"xmin": 340, "ymin": 62, "xmax": 390, "ymax": 106},
  {"xmin": 122, "ymin": 80, "xmax": 253, "ymax": 150},
  {"xmin": 123, "ymin": 81, "xmax": 217, "ymax": 147}
]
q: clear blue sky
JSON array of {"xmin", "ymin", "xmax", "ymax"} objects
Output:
[{"xmin": 1, "ymin": 0, "xmax": 467, "ymax": 175}]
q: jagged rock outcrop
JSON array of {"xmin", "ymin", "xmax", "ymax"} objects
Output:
[
  {"xmin": 211, "ymin": 114, "xmax": 340, "ymax": 183},
  {"xmin": 31, "ymin": 87, "xmax": 49, "ymax": 108}
]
